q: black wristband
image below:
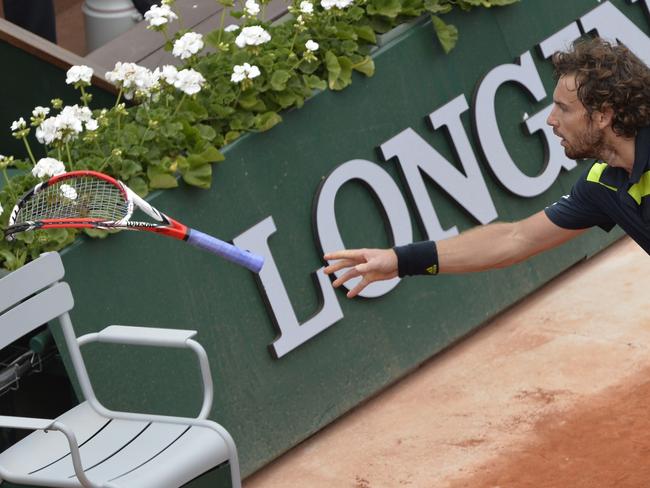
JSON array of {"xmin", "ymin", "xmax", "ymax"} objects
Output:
[{"xmin": 393, "ymin": 241, "xmax": 439, "ymax": 277}]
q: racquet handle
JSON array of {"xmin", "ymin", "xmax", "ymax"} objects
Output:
[{"xmin": 186, "ymin": 229, "xmax": 264, "ymax": 273}]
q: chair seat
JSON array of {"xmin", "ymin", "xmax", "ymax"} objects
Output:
[{"xmin": 0, "ymin": 402, "xmax": 230, "ymax": 488}]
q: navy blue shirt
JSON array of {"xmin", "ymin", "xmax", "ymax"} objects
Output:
[{"xmin": 545, "ymin": 125, "xmax": 650, "ymax": 254}]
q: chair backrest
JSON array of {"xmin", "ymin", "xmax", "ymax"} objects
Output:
[{"xmin": 0, "ymin": 252, "xmax": 74, "ymax": 350}]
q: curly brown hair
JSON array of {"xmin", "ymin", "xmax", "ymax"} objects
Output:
[{"xmin": 552, "ymin": 37, "xmax": 650, "ymax": 137}]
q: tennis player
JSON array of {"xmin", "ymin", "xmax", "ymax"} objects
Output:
[{"xmin": 324, "ymin": 36, "xmax": 650, "ymax": 297}]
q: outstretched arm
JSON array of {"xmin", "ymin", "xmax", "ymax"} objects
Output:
[{"xmin": 323, "ymin": 210, "xmax": 586, "ymax": 297}]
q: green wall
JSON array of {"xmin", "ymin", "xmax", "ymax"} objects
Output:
[{"xmin": 0, "ymin": 40, "xmax": 113, "ymax": 160}]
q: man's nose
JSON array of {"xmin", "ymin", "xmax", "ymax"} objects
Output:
[{"xmin": 546, "ymin": 111, "xmax": 558, "ymax": 128}]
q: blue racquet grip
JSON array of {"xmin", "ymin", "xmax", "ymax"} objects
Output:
[{"xmin": 186, "ymin": 229, "xmax": 264, "ymax": 273}]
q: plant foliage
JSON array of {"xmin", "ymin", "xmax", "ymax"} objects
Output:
[{"xmin": 0, "ymin": 0, "xmax": 518, "ymax": 270}]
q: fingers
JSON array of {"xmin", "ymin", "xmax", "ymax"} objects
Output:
[
  {"xmin": 331, "ymin": 266, "xmax": 361, "ymax": 288},
  {"xmin": 346, "ymin": 278, "xmax": 369, "ymax": 298},
  {"xmin": 323, "ymin": 258, "xmax": 358, "ymax": 275},
  {"xmin": 323, "ymin": 249, "xmax": 365, "ymax": 263},
  {"xmin": 322, "ymin": 248, "xmax": 378, "ymax": 298}
]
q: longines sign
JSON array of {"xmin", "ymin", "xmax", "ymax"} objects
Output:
[{"xmin": 234, "ymin": 1, "xmax": 650, "ymax": 358}]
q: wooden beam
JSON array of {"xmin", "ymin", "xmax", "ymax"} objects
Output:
[{"xmin": 0, "ymin": 17, "xmax": 116, "ymax": 94}]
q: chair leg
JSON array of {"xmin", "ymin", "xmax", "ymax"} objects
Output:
[
  {"xmin": 229, "ymin": 456, "xmax": 242, "ymax": 488},
  {"xmin": 208, "ymin": 423, "xmax": 241, "ymax": 488}
]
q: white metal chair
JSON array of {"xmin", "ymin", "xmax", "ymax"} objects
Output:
[{"xmin": 0, "ymin": 252, "xmax": 241, "ymax": 488}]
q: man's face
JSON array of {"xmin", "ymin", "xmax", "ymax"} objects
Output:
[{"xmin": 546, "ymin": 74, "xmax": 604, "ymax": 160}]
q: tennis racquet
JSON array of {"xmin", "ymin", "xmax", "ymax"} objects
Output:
[{"xmin": 4, "ymin": 170, "xmax": 264, "ymax": 273}]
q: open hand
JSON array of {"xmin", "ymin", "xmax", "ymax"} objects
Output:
[{"xmin": 323, "ymin": 248, "xmax": 398, "ymax": 298}]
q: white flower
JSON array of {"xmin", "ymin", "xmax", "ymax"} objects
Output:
[
  {"xmin": 235, "ymin": 25, "xmax": 271, "ymax": 48},
  {"xmin": 321, "ymin": 0, "xmax": 352, "ymax": 9},
  {"xmin": 244, "ymin": 0, "xmax": 260, "ymax": 16},
  {"xmin": 144, "ymin": 4, "xmax": 178, "ymax": 28},
  {"xmin": 10, "ymin": 118, "xmax": 26, "ymax": 132},
  {"xmin": 106, "ymin": 62, "xmax": 160, "ymax": 100},
  {"xmin": 300, "ymin": 1, "xmax": 313, "ymax": 13},
  {"xmin": 247, "ymin": 65, "xmax": 261, "ymax": 79},
  {"xmin": 35, "ymin": 105, "xmax": 97, "ymax": 144},
  {"xmin": 56, "ymin": 109, "xmax": 83, "ymax": 134},
  {"xmin": 173, "ymin": 69, "xmax": 205, "ymax": 95},
  {"xmin": 224, "ymin": 24, "xmax": 240, "ymax": 32},
  {"xmin": 160, "ymin": 65, "xmax": 179, "ymax": 85},
  {"xmin": 32, "ymin": 157, "xmax": 66, "ymax": 179},
  {"xmin": 36, "ymin": 117, "xmax": 60, "ymax": 144},
  {"xmin": 32, "ymin": 106, "xmax": 50, "ymax": 118},
  {"xmin": 305, "ymin": 39, "xmax": 319, "ymax": 51},
  {"xmin": 60, "ymin": 184, "xmax": 77, "ymax": 200},
  {"xmin": 134, "ymin": 67, "xmax": 161, "ymax": 95},
  {"xmin": 0, "ymin": 203, "xmax": 3, "ymax": 218},
  {"xmin": 65, "ymin": 65, "xmax": 93, "ymax": 85},
  {"xmin": 172, "ymin": 32, "xmax": 204, "ymax": 60},
  {"xmin": 230, "ymin": 65, "xmax": 247, "ymax": 84},
  {"xmin": 230, "ymin": 63, "xmax": 261, "ymax": 83},
  {"xmin": 86, "ymin": 119, "xmax": 99, "ymax": 131}
]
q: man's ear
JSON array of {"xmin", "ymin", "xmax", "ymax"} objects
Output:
[{"xmin": 592, "ymin": 106, "xmax": 614, "ymax": 129}]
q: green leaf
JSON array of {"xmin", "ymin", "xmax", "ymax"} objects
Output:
[
  {"xmin": 255, "ymin": 112, "xmax": 282, "ymax": 131},
  {"xmin": 199, "ymin": 145, "xmax": 225, "ymax": 163},
  {"xmin": 148, "ymin": 165, "xmax": 179, "ymax": 189},
  {"xmin": 431, "ymin": 15, "xmax": 459, "ymax": 53},
  {"xmin": 348, "ymin": 6, "xmax": 365, "ymax": 20},
  {"xmin": 369, "ymin": 15, "xmax": 393, "ymax": 34},
  {"xmin": 0, "ymin": 249, "xmax": 26, "ymax": 271},
  {"xmin": 273, "ymin": 90, "xmax": 297, "ymax": 108},
  {"xmin": 326, "ymin": 52, "xmax": 353, "ymax": 90},
  {"xmin": 485, "ymin": 0, "xmax": 519, "ymax": 5},
  {"xmin": 187, "ymin": 153, "xmax": 206, "ymax": 168},
  {"xmin": 353, "ymin": 56, "xmax": 375, "ymax": 77},
  {"xmin": 366, "ymin": 0, "xmax": 402, "ymax": 18},
  {"xmin": 304, "ymin": 75, "xmax": 327, "ymax": 91},
  {"xmin": 341, "ymin": 40, "xmax": 359, "ymax": 53},
  {"xmin": 162, "ymin": 122, "xmax": 183, "ymax": 137},
  {"xmin": 229, "ymin": 112, "xmax": 256, "ymax": 131},
  {"xmin": 333, "ymin": 23, "xmax": 357, "ymax": 40},
  {"xmin": 423, "ymin": 0, "xmax": 452, "ymax": 13},
  {"xmin": 258, "ymin": 54, "xmax": 275, "ymax": 70},
  {"xmin": 182, "ymin": 163, "xmax": 212, "ymax": 189},
  {"xmin": 197, "ymin": 124, "xmax": 217, "ymax": 141},
  {"xmin": 239, "ymin": 93, "xmax": 267, "ymax": 111},
  {"xmin": 185, "ymin": 99, "xmax": 209, "ymax": 119},
  {"xmin": 270, "ymin": 70, "xmax": 291, "ymax": 91},
  {"xmin": 298, "ymin": 59, "xmax": 320, "ymax": 75},
  {"xmin": 355, "ymin": 25, "xmax": 377, "ymax": 44},
  {"xmin": 225, "ymin": 131, "xmax": 241, "ymax": 144},
  {"xmin": 83, "ymin": 228, "xmax": 111, "ymax": 239},
  {"xmin": 204, "ymin": 30, "xmax": 223, "ymax": 48},
  {"xmin": 117, "ymin": 159, "xmax": 142, "ymax": 180},
  {"xmin": 126, "ymin": 176, "xmax": 149, "ymax": 197}
]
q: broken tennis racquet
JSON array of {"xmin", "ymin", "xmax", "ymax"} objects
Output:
[{"xmin": 4, "ymin": 170, "xmax": 264, "ymax": 273}]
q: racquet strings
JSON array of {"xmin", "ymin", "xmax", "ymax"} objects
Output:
[{"xmin": 15, "ymin": 176, "xmax": 129, "ymax": 224}]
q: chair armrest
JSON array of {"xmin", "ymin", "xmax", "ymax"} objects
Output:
[
  {"xmin": 78, "ymin": 325, "xmax": 213, "ymax": 420},
  {"xmin": 0, "ymin": 415, "xmax": 54, "ymax": 430},
  {"xmin": 78, "ymin": 325, "xmax": 197, "ymax": 347},
  {"xmin": 0, "ymin": 416, "xmax": 101, "ymax": 488}
]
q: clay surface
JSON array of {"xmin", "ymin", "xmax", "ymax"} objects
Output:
[{"xmin": 246, "ymin": 237, "xmax": 650, "ymax": 488}]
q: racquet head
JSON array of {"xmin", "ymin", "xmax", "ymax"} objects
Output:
[{"xmin": 4, "ymin": 171, "xmax": 134, "ymax": 240}]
